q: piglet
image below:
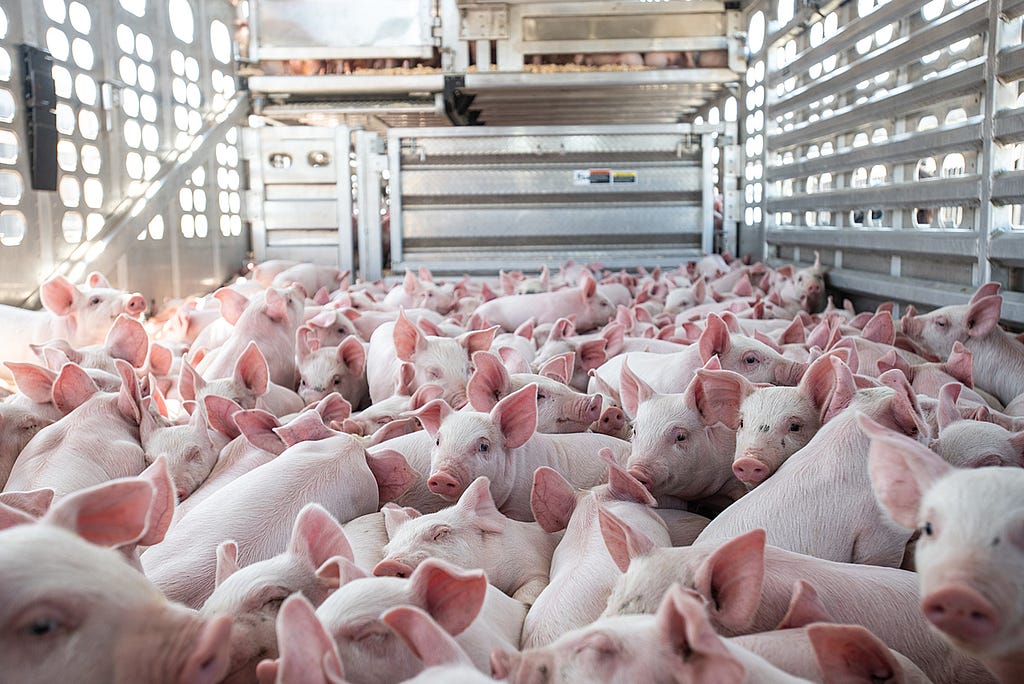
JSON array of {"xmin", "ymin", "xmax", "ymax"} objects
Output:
[
  {"xmin": 374, "ymin": 476, "xmax": 559, "ymax": 604},
  {"xmin": 867, "ymin": 418, "xmax": 1024, "ymax": 683},
  {"xmin": 254, "ymin": 594, "xmax": 345, "ymax": 684},
  {"xmin": 473, "ymin": 271, "xmax": 615, "ymax": 333}
]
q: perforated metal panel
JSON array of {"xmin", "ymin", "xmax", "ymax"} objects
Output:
[
  {"xmin": 738, "ymin": 0, "xmax": 1024, "ymax": 321},
  {"xmin": 0, "ymin": 0, "xmax": 248, "ymax": 308}
]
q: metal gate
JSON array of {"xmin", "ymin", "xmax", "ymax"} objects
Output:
[
  {"xmin": 738, "ymin": 0, "xmax": 1024, "ymax": 321},
  {"xmin": 381, "ymin": 124, "xmax": 730, "ymax": 276}
]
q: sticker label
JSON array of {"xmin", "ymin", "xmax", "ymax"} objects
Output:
[{"xmin": 574, "ymin": 169, "xmax": 637, "ymax": 185}]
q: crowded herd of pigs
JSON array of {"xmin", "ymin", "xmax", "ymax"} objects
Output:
[{"xmin": 1, "ymin": 254, "xmax": 1022, "ymax": 684}]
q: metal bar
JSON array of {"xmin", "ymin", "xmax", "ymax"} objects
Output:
[
  {"xmin": 769, "ymin": 60, "xmax": 986, "ymax": 150},
  {"xmin": 765, "ymin": 176, "xmax": 983, "ymax": 212},
  {"xmin": 999, "ymin": 43, "xmax": 1024, "ymax": 82},
  {"xmin": 387, "ymin": 129, "xmax": 405, "ymax": 270},
  {"xmin": 977, "ymin": 0, "xmax": 1002, "ymax": 284},
  {"xmin": 248, "ymin": 74, "xmax": 447, "ymax": 96},
  {"xmin": 994, "ymin": 106, "xmax": 1024, "ymax": 143},
  {"xmin": 766, "ymin": 228, "xmax": 979, "ymax": 257},
  {"xmin": 769, "ymin": 0, "xmax": 931, "ymax": 88},
  {"xmin": 772, "ymin": 2, "xmax": 988, "ymax": 116},
  {"xmin": 334, "ymin": 126, "xmax": 354, "ymax": 272},
  {"xmin": 992, "ymin": 171, "xmax": 1024, "ymax": 204},
  {"xmin": 766, "ymin": 120, "xmax": 984, "ymax": 182},
  {"xmin": 1002, "ymin": 0, "xmax": 1024, "ymax": 20},
  {"xmin": 243, "ymin": 127, "xmax": 268, "ymax": 262},
  {"xmin": 701, "ymin": 133, "xmax": 714, "ymax": 254},
  {"xmin": 520, "ymin": 37, "xmax": 729, "ymax": 53},
  {"xmin": 463, "ymin": 69, "xmax": 738, "ymax": 89},
  {"xmin": 386, "ymin": 122, "xmax": 727, "ymax": 138},
  {"xmin": 826, "ymin": 268, "xmax": 1024, "ymax": 323},
  {"xmin": 989, "ymin": 232, "xmax": 1024, "ymax": 266},
  {"xmin": 257, "ymin": 46, "xmax": 435, "ymax": 60}
]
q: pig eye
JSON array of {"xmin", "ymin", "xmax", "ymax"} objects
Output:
[
  {"xmin": 332, "ymin": 375, "xmax": 342, "ymax": 386},
  {"xmin": 479, "ymin": 442, "xmax": 489, "ymax": 453},
  {"xmin": 935, "ymin": 319, "xmax": 947, "ymax": 328},
  {"xmin": 789, "ymin": 422, "xmax": 801, "ymax": 432},
  {"xmin": 537, "ymin": 392, "xmax": 547, "ymax": 401},
  {"xmin": 738, "ymin": 418, "xmax": 744, "ymax": 428},
  {"xmin": 435, "ymin": 438, "xmax": 440, "ymax": 446},
  {"xmin": 26, "ymin": 617, "xmax": 60, "ymax": 637},
  {"xmin": 744, "ymin": 355, "xmax": 758, "ymax": 365},
  {"xmin": 89, "ymin": 296, "xmax": 101, "ymax": 306},
  {"xmin": 432, "ymin": 526, "xmax": 449, "ymax": 541},
  {"xmin": 299, "ymin": 379, "xmax": 306, "ymax": 387},
  {"xmin": 675, "ymin": 433, "xmax": 686, "ymax": 442},
  {"xmin": 923, "ymin": 522, "xmax": 933, "ymax": 536}
]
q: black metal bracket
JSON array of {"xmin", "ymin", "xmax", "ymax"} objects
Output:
[
  {"xmin": 21, "ymin": 44, "xmax": 58, "ymax": 191},
  {"xmin": 443, "ymin": 75, "xmax": 482, "ymax": 126}
]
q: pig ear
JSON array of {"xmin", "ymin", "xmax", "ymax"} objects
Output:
[
  {"xmin": 235, "ymin": 342, "xmax": 270, "ymax": 396},
  {"xmin": 693, "ymin": 529, "xmax": 766, "ymax": 631},
  {"xmin": 514, "ymin": 318, "xmax": 535, "ymax": 340},
  {"xmin": 580, "ymin": 272, "xmax": 597, "ymax": 299},
  {"xmin": 213, "ymin": 287, "xmax": 249, "ymax": 325},
  {"xmin": 402, "ymin": 270, "xmax": 418, "ymax": 294},
  {"xmin": 966, "ymin": 295, "xmax": 1002, "ymax": 337},
  {"xmin": 337, "ymin": 337, "xmax": 366, "ymax": 375},
  {"xmin": 807, "ymin": 624, "xmax": 903, "ymax": 684},
  {"xmin": 937, "ymin": 383, "xmax": 963, "ymax": 431},
  {"xmin": 698, "ymin": 314, "xmax": 731, "ymax": 363},
  {"xmin": 314, "ymin": 393, "xmax": 352, "ymax": 425},
  {"xmin": 86, "ymin": 271, "xmax": 111, "ymax": 289},
  {"xmin": 878, "ymin": 369, "xmax": 928, "ymax": 439},
  {"xmin": 530, "ymin": 466, "xmax": 577, "ymax": 533},
  {"xmin": 408, "ymin": 398, "xmax": 453, "ymax": 437},
  {"xmin": 177, "ymin": 359, "xmax": 204, "ymax": 403},
  {"xmin": 943, "ymin": 341, "xmax": 974, "ymax": 387},
  {"xmin": 45, "ymin": 479, "xmax": 153, "ymax": 547},
  {"xmin": 598, "ymin": 506, "xmax": 655, "ymax": 573},
  {"xmin": 215, "ymin": 540, "xmax": 240, "ymax": 587},
  {"xmin": 467, "ymin": 351, "xmax": 511, "ymax": 412},
  {"xmin": 5, "ymin": 362, "xmax": 58, "ymax": 403},
  {"xmin": 393, "ymin": 310, "xmax": 426, "ymax": 361},
  {"xmin": 775, "ymin": 580, "xmax": 834, "ymax": 630},
  {"xmin": 288, "ymin": 503, "xmax": 354, "ymax": 570},
  {"xmin": 235, "ymin": 409, "xmax": 286, "ymax": 455},
  {"xmin": 0, "ymin": 501, "xmax": 36, "ymax": 530},
  {"xmin": 577, "ymin": 339, "xmax": 608, "ymax": 373},
  {"xmin": 296, "ymin": 326, "xmax": 315, "ymax": 362},
  {"xmin": 604, "ymin": 451, "xmax": 656, "ymax": 505},
  {"xmin": 52, "ymin": 362, "xmax": 100, "ymax": 414},
  {"xmin": 455, "ymin": 477, "xmax": 504, "ymax": 533},
  {"xmin": 821, "ymin": 356, "xmax": 857, "ymax": 423},
  {"xmin": 876, "ymin": 349, "xmax": 911, "ymax": 378},
  {"xmin": 970, "ymin": 282, "xmax": 1001, "ymax": 303},
  {"xmin": 602, "ymin": 323, "xmax": 626, "ymax": 357},
  {"xmin": 861, "ymin": 312, "xmax": 896, "ymax": 345},
  {"xmin": 264, "ymin": 288, "xmax": 290, "ymax": 322},
  {"xmin": 538, "ymin": 352, "xmax": 573, "ymax": 385},
  {"xmin": 102, "ymin": 315, "xmax": 149, "ymax": 368},
  {"xmin": 458, "ymin": 326, "xmax": 498, "ymax": 356},
  {"xmin": 40, "ymin": 276, "xmax": 80, "ymax": 316},
  {"xmin": 692, "ymin": 276, "xmax": 707, "ymax": 304},
  {"xmin": 619, "ymin": 359, "xmax": 655, "ymax": 419},
  {"xmin": 365, "ymin": 448, "xmax": 417, "ymax": 504},
  {"xmin": 657, "ymin": 587, "xmax": 746, "ymax": 682},
  {"xmin": 270, "ymin": 594, "xmax": 346, "ymax": 684},
  {"xmin": 409, "ymin": 559, "xmax": 488, "ymax": 637},
  {"xmin": 780, "ymin": 317, "xmax": 806, "ymax": 345},
  {"xmin": 148, "ymin": 342, "xmax": 173, "ymax": 377},
  {"xmin": 859, "ymin": 412, "xmax": 952, "ymax": 528},
  {"xmin": 417, "ymin": 317, "xmax": 442, "ymax": 337},
  {"xmin": 361, "ymin": 417, "xmax": 418, "ymax": 447},
  {"xmin": 492, "ymin": 383, "xmax": 537, "ymax": 449},
  {"xmin": 381, "ymin": 606, "xmax": 473, "ymax": 669},
  {"xmin": 274, "ymin": 411, "xmax": 333, "ymax": 447},
  {"xmin": 410, "ymin": 383, "xmax": 443, "ymax": 410},
  {"xmin": 136, "ymin": 456, "xmax": 176, "ymax": 546},
  {"xmin": 381, "ymin": 502, "xmax": 421, "ymax": 537},
  {"xmin": 0, "ymin": 488, "xmax": 55, "ymax": 518},
  {"xmin": 203, "ymin": 395, "xmax": 243, "ymax": 439},
  {"xmin": 752, "ymin": 329, "xmax": 782, "ymax": 353},
  {"xmin": 691, "ymin": 369, "xmax": 750, "ymax": 430}
]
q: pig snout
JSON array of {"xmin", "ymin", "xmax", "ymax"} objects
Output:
[
  {"xmin": 126, "ymin": 293, "xmax": 148, "ymax": 316},
  {"xmin": 732, "ymin": 456, "xmax": 770, "ymax": 486},
  {"xmin": 427, "ymin": 471, "xmax": 464, "ymax": 498},
  {"xmin": 373, "ymin": 559, "xmax": 416, "ymax": 578},
  {"xmin": 901, "ymin": 312, "xmax": 920, "ymax": 337},
  {"xmin": 583, "ymin": 395, "xmax": 603, "ymax": 423},
  {"xmin": 594, "ymin": 406, "xmax": 625, "ymax": 435},
  {"xmin": 921, "ymin": 584, "xmax": 1000, "ymax": 644},
  {"xmin": 176, "ymin": 488, "xmax": 189, "ymax": 502},
  {"xmin": 178, "ymin": 614, "xmax": 233, "ymax": 684},
  {"xmin": 627, "ymin": 464, "xmax": 655, "ymax": 492}
]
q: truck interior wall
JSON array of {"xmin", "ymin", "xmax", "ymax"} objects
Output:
[
  {"xmin": 739, "ymin": 0, "xmax": 1024, "ymax": 322},
  {"xmin": 0, "ymin": 0, "xmax": 250, "ymax": 310}
]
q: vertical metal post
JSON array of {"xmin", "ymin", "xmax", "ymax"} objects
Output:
[
  {"xmin": 355, "ymin": 130, "xmax": 385, "ymax": 282},
  {"xmin": 701, "ymin": 133, "xmax": 714, "ymax": 254},
  {"xmin": 242, "ymin": 127, "xmax": 267, "ymax": 262},
  {"xmin": 976, "ymin": 0, "xmax": 1003, "ymax": 286},
  {"xmin": 335, "ymin": 126, "xmax": 354, "ymax": 274},
  {"xmin": 387, "ymin": 130, "xmax": 405, "ymax": 271}
]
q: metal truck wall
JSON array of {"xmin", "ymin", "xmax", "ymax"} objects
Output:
[
  {"xmin": 382, "ymin": 124, "xmax": 728, "ymax": 276},
  {"xmin": 738, "ymin": 0, "xmax": 1024, "ymax": 321},
  {"xmin": 0, "ymin": 0, "xmax": 248, "ymax": 309}
]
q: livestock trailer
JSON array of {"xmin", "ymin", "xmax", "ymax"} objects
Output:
[{"xmin": 0, "ymin": 0, "xmax": 1017, "ymax": 320}]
